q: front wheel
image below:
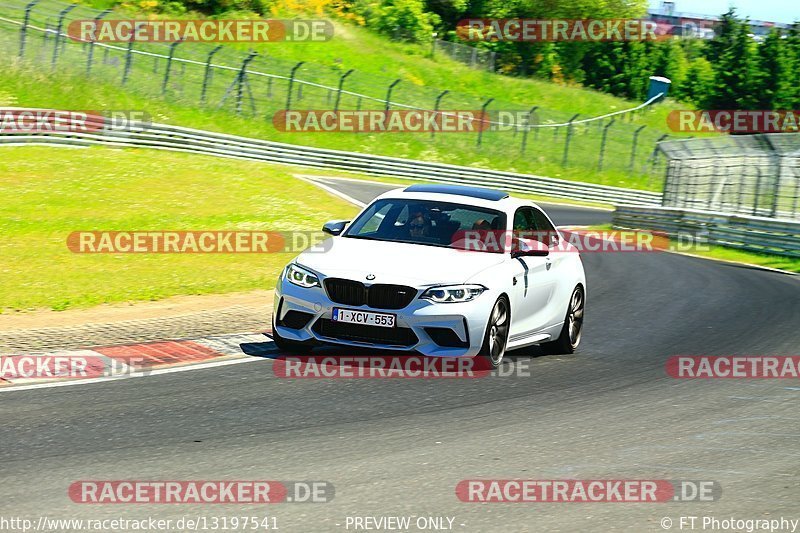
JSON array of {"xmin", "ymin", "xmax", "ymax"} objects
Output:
[
  {"xmin": 478, "ymin": 297, "xmax": 510, "ymax": 369},
  {"xmin": 541, "ymin": 285, "xmax": 584, "ymax": 355}
]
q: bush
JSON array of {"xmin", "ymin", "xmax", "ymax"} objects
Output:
[{"xmin": 364, "ymin": 0, "xmax": 440, "ymax": 42}]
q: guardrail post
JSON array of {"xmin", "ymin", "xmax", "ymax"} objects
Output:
[
  {"xmin": 520, "ymin": 106, "xmax": 538, "ymax": 154},
  {"xmin": 597, "ymin": 118, "xmax": 616, "ymax": 171},
  {"xmin": 199, "ymin": 45, "xmax": 222, "ymax": 105},
  {"xmin": 628, "ymin": 125, "xmax": 647, "ymax": 174},
  {"xmin": 161, "ymin": 40, "xmax": 182, "ymax": 95},
  {"xmin": 431, "ymin": 89, "xmax": 449, "ymax": 139},
  {"xmin": 476, "ymin": 97, "xmax": 493, "ymax": 148},
  {"xmin": 86, "ymin": 9, "xmax": 112, "ymax": 76},
  {"xmin": 18, "ymin": 0, "xmax": 40, "ymax": 59},
  {"xmin": 333, "ymin": 69, "xmax": 354, "ymax": 113},
  {"xmin": 50, "ymin": 3, "xmax": 76, "ymax": 68},
  {"xmin": 562, "ymin": 113, "xmax": 579, "ymax": 167},
  {"xmin": 285, "ymin": 61, "xmax": 305, "ymax": 111},
  {"xmin": 384, "ymin": 79, "xmax": 401, "ymax": 112}
]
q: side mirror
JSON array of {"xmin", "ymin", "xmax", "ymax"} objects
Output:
[
  {"xmin": 322, "ymin": 220, "xmax": 350, "ymax": 236},
  {"xmin": 511, "ymin": 238, "xmax": 549, "ymax": 258}
]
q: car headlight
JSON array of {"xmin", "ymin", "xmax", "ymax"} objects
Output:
[
  {"xmin": 286, "ymin": 263, "xmax": 321, "ymax": 288},
  {"xmin": 420, "ymin": 284, "xmax": 486, "ymax": 303}
]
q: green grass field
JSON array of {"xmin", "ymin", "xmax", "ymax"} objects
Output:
[{"xmin": 0, "ymin": 146, "xmax": 359, "ymax": 311}]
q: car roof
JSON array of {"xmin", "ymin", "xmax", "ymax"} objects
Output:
[
  {"xmin": 403, "ymin": 184, "xmax": 508, "ymax": 201},
  {"xmin": 374, "ymin": 184, "xmax": 538, "ymax": 212}
]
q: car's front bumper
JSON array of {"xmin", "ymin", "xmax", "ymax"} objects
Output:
[{"xmin": 273, "ymin": 276, "xmax": 489, "ymax": 357}]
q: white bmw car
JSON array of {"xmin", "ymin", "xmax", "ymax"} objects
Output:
[{"xmin": 272, "ymin": 184, "xmax": 586, "ymax": 368}]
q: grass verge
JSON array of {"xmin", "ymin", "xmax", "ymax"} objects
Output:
[{"xmin": 0, "ymin": 145, "xmax": 359, "ymax": 312}]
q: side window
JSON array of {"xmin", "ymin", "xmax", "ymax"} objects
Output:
[
  {"xmin": 531, "ymin": 208, "xmax": 559, "ymax": 247},
  {"xmin": 512, "ymin": 208, "xmax": 535, "ymax": 232}
]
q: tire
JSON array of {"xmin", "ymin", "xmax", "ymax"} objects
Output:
[
  {"xmin": 271, "ymin": 318, "xmax": 315, "ymax": 354},
  {"xmin": 542, "ymin": 285, "xmax": 584, "ymax": 355},
  {"xmin": 477, "ymin": 297, "xmax": 510, "ymax": 369}
]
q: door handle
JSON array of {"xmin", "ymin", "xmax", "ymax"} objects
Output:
[{"xmin": 545, "ymin": 258, "xmax": 552, "ymax": 271}]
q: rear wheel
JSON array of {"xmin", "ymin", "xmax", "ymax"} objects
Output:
[
  {"xmin": 271, "ymin": 318, "xmax": 315, "ymax": 354},
  {"xmin": 478, "ymin": 297, "xmax": 510, "ymax": 369},
  {"xmin": 542, "ymin": 285, "xmax": 584, "ymax": 355}
]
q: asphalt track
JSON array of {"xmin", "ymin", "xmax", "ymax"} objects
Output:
[{"xmin": 1, "ymin": 178, "xmax": 799, "ymax": 532}]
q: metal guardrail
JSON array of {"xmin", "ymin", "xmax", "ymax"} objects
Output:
[
  {"xmin": 0, "ymin": 111, "xmax": 662, "ymax": 206},
  {"xmin": 613, "ymin": 205, "xmax": 800, "ymax": 258}
]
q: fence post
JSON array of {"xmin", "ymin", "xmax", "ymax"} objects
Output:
[
  {"xmin": 628, "ymin": 125, "xmax": 647, "ymax": 174},
  {"xmin": 431, "ymin": 89, "xmax": 449, "ymax": 139},
  {"xmin": 561, "ymin": 113, "xmax": 579, "ymax": 167},
  {"xmin": 648, "ymin": 134, "xmax": 669, "ymax": 190},
  {"xmin": 476, "ymin": 97, "xmax": 494, "ymax": 148},
  {"xmin": 86, "ymin": 9, "xmax": 112, "ymax": 76},
  {"xmin": 161, "ymin": 40, "xmax": 182, "ymax": 95},
  {"xmin": 121, "ymin": 24, "xmax": 142, "ymax": 85},
  {"xmin": 384, "ymin": 79, "xmax": 401, "ymax": 112},
  {"xmin": 753, "ymin": 168, "xmax": 763, "ymax": 216},
  {"xmin": 333, "ymin": 69, "xmax": 354, "ymax": 113},
  {"xmin": 18, "ymin": 0, "xmax": 39, "ymax": 59},
  {"xmin": 285, "ymin": 61, "xmax": 305, "ymax": 111},
  {"xmin": 236, "ymin": 52, "xmax": 257, "ymax": 115},
  {"xmin": 521, "ymin": 106, "xmax": 538, "ymax": 154},
  {"xmin": 199, "ymin": 45, "xmax": 222, "ymax": 105},
  {"xmin": 597, "ymin": 118, "xmax": 616, "ymax": 172},
  {"xmin": 50, "ymin": 3, "xmax": 76, "ymax": 68}
]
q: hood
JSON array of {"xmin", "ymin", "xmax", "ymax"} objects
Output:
[{"xmin": 295, "ymin": 236, "xmax": 505, "ymax": 287}]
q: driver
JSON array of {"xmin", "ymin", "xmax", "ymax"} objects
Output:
[{"xmin": 408, "ymin": 209, "xmax": 432, "ymax": 238}]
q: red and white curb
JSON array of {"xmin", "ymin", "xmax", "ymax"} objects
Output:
[{"xmin": 0, "ymin": 332, "xmax": 276, "ymax": 392}]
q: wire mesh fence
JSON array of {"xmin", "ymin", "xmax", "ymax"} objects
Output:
[
  {"xmin": 0, "ymin": 0, "xmax": 671, "ymax": 187},
  {"xmin": 659, "ymin": 134, "xmax": 800, "ymax": 220},
  {"xmin": 432, "ymin": 39, "xmax": 495, "ymax": 72}
]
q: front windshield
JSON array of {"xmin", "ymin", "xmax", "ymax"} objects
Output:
[{"xmin": 343, "ymin": 198, "xmax": 507, "ymax": 253}]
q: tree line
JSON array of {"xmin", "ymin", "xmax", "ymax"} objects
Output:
[{"xmin": 344, "ymin": 0, "xmax": 800, "ymax": 109}]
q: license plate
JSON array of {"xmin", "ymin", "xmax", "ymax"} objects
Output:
[{"xmin": 332, "ymin": 308, "xmax": 396, "ymax": 328}]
